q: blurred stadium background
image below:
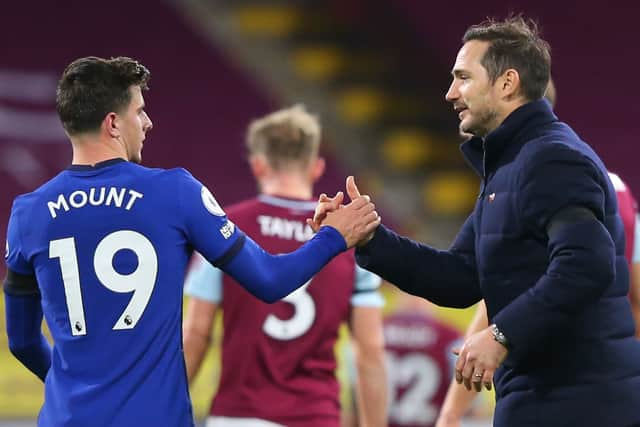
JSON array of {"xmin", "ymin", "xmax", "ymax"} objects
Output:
[{"xmin": 1, "ymin": 0, "xmax": 637, "ymax": 425}]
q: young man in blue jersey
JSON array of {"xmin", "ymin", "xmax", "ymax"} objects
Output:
[{"xmin": 3, "ymin": 56, "xmax": 380, "ymax": 427}]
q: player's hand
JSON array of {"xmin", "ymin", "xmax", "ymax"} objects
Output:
[
  {"xmin": 306, "ymin": 191, "xmax": 344, "ymax": 232},
  {"xmin": 453, "ymin": 326, "xmax": 507, "ymax": 392},
  {"xmin": 321, "ymin": 177, "xmax": 380, "ymax": 248}
]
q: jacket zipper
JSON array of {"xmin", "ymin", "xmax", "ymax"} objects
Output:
[{"xmin": 479, "ymin": 139, "xmax": 488, "ymax": 198}]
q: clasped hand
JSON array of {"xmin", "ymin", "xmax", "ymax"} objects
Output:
[{"xmin": 306, "ymin": 176, "xmax": 381, "ymax": 248}]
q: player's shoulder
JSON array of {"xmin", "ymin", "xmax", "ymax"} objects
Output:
[
  {"xmin": 160, "ymin": 166, "xmax": 194, "ymax": 179},
  {"xmin": 11, "ymin": 191, "xmax": 37, "ymax": 212},
  {"xmin": 139, "ymin": 165, "xmax": 195, "ymax": 183},
  {"xmin": 10, "ymin": 170, "xmax": 69, "ymax": 212},
  {"xmin": 135, "ymin": 166, "xmax": 205, "ymax": 194}
]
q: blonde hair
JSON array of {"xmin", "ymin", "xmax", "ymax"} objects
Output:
[{"xmin": 246, "ymin": 104, "xmax": 321, "ymax": 170}]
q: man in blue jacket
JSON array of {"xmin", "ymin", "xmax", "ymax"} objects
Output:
[{"xmin": 312, "ymin": 16, "xmax": 640, "ymax": 427}]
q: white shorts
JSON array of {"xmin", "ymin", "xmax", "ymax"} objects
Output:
[{"xmin": 205, "ymin": 416, "xmax": 285, "ymax": 427}]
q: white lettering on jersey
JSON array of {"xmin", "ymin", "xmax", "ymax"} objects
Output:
[
  {"xmin": 256, "ymin": 215, "xmax": 313, "ymax": 242},
  {"xmin": 384, "ymin": 324, "xmax": 437, "ymax": 348},
  {"xmin": 106, "ymin": 187, "xmax": 126, "ymax": 207},
  {"xmin": 69, "ymin": 190, "xmax": 88, "ymax": 208},
  {"xmin": 48, "ymin": 194, "xmax": 70, "ymax": 218},
  {"xmin": 386, "ymin": 352, "xmax": 441, "ymax": 425},
  {"xmin": 47, "ymin": 187, "xmax": 144, "ymax": 218},
  {"xmin": 220, "ymin": 221, "xmax": 235, "ymax": 239},
  {"xmin": 125, "ymin": 190, "xmax": 143, "ymax": 210},
  {"xmin": 89, "ymin": 188, "xmax": 106, "ymax": 205}
]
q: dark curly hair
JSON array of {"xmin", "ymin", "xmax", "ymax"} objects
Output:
[{"xmin": 56, "ymin": 56, "xmax": 150, "ymax": 135}]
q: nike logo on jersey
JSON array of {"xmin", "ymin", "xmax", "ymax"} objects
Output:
[
  {"xmin": 47, "ymin": 187, "xmax": 144, "ymax": 219},
  {"xmin": 257, "ymin": 215, "xmax": 313, "ymax": 242}
]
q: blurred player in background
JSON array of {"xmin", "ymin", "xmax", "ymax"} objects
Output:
[
  {"xmin": 434, "ymin": 300, "xmax": 489, "ymax": 427},
  {"xmin": 383, "ymin": 288, "xmax": 464, "ymax": 427},
  {"xmin": 183, "ymin": 105, "xmax": 387, "ymax": 427},
  {"xmin": 610, "ymin": 172, "xmax": 640, "ymax": 336},
  {"xmin": 3, "ymin": 57, "xmax": 379, "ymax": 427}
]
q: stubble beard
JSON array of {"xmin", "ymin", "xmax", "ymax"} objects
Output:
[{"xmin": 461, "ymin": 108, "xmax": 499, "ymax": 138}]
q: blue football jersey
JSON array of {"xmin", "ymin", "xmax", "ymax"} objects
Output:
[{"xmin": 5, "ymin": 158, "xmax": 243, "ymax": 427}]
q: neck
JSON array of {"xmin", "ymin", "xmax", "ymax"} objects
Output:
[
  {"xmin": 491, "ymin": 98, "xmax": 528, "ymax": 134},
  {"xmin": 259, "ymin": 174, "xmax": 313, "ymax": 199},
  {"xmin": 70, "ymin": 134, "xmax": 127, "ymax": 165}
]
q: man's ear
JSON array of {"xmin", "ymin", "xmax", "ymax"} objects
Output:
[
  {"xmin": 310, "ymin": 157, "xmax": 325, "ymax": 183},
  {"xmin": 498, "ymin": 68, "xmax": 521, "ymax": 100},
  {"xmin": 249, "ymin": 155, "xmax": 269, "ymax": 180},
  {"xmin": 103, "ymin": 112, "xmax": 119, "ymax": 138}
]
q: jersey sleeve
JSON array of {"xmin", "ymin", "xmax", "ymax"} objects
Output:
[
  {"xmin": 350, "ymin": 265, "xmax": 384, "ymax": 307},
  {"xmin": 184, "ymin": 252, "xmax": 223, "ymax": 303},
  {"xmin": 4, "ymin": 198, "xmax": 38, "ymax": 296},
  {"xmin": 175, "ymin": 169, "xmax": 245, "ymax": 265},
  {"xmin": 5, "ymin": 198, "xmax": 34, "ymax": 275}
]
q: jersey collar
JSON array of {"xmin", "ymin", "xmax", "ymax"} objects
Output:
[{"xmin": 67, "ymin": 158, "xmax": 127, "ymax": 171}]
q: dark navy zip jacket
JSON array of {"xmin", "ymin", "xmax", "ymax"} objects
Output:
[{"xmin": 357, "ymin": 100, "xmax": 640, "ymax": 426}]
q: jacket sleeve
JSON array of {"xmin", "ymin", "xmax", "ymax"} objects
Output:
[
  {"xmin": 493, "ymin": 145, "xmax": 614, "ymax": 362},
  {"xmin": 355, "ymin": 218, "xmax": 481, "ymax": 308}
]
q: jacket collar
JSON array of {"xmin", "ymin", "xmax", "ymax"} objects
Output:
[{"xmin": 460, "ymin": 99, "xmax": 558, "ymax": 177}]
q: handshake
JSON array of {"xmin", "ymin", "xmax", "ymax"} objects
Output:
[{"xmin": 306, "ymin": 176, "xmax": 381, "ymax": 248}]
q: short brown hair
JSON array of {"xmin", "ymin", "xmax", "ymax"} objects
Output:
[
  {"xmin": 56, "ymin": 56, "xmax": 150, "ymax": 135},
  {"xmin": 246, "ymin": 105, "xmax": 321, "ymax": 170},
  {"xmin": 463, "ymin": 16, "xmax": 551, "ymax": 101}
]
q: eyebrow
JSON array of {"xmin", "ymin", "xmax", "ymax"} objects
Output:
[{"xmin": 451, "ymin": 69, "xmax": 469, "ymax": 78}]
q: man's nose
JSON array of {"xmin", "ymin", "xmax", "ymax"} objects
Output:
[{"xmin": 445, "ymin": 82, "xmax": 458, "ymax": 103}]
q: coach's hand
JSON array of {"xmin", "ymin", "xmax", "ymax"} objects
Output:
[{"xmin": 453, "ymin": 326, "xmax": 508, "ymax": 392}]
